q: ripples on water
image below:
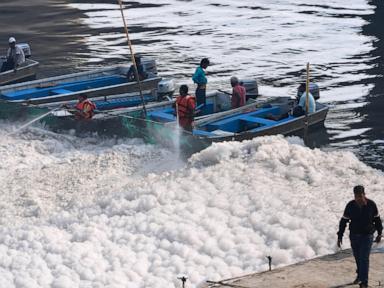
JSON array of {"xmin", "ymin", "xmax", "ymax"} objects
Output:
[{"xmin": 0, "ymin": 0, "xmax": 383, "ymax": 169}]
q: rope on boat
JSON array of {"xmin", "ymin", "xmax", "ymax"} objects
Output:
[
  {"xmin": 115, "ymin": 113, "xmax": 194, "ymax": 136},
  {"xmin": 117, "ymin": 0, "xmax": 147, "ymax": 116},
  {"xmin": 7, "ymin": 107, "xmax": 62, "ymax": 136}
]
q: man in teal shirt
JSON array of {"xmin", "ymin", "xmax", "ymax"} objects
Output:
[
  {"xmin": 298, "ymin": 90, "xmax": 316, "ymax": 113},
  {"xmin": 292, "ymin": 83, "xmax": 316, "ymax": 116},
  {"xmin": 192, "ymin": 58, "xmax": 210, "ymax": 106}
]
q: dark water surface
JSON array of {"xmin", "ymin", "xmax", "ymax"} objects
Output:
[{"xmin": 0, "ymin": 0, "xmax": 383, "ymax": 169}]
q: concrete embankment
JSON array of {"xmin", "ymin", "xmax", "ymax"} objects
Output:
[{"xmin": 203, "ymin": 248, "xmax": 384, "ymax": 288}]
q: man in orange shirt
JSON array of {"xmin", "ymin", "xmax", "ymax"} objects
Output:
[{"xmin": 74, "ymin": 94, "xmax": 96, "ymax": 119}]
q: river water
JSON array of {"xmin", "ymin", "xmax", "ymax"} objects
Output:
[
  {"xmin": 1, "ymin": 0, "xmax": 383, "ymax": 169},
  {"xmin": 0, "ymin": 1, "xmax": 383, "ymax": 287}
]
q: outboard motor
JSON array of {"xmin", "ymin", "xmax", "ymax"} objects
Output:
[
  {"xmin": 141, "ymin": 58, "xmax": 157, "ymax": 78},
  {"xmin": 240, "ymin": 78, "xmax": 258, "ymax": 99},
  {"xmin": 157, "ymin": 78, "xmax": 175, "ymax": 101},
  {"xmin": 297, "ymin": 83, "xmax": 320, "ymax": 100},
  {"xmin": 17, "ymin": 43, "xmax": 31, "ymax": 58}
]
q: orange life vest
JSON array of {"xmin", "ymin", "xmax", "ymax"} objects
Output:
[
  {"xmin": 176, "ymin": 95, "xmax": 195, "ymax": 118},
  {"xmin": 176, "ymin": 95, "xmax": 195, "ymax": 130},
  {"xmin": 75, "ymin": 99, "xmax": 96, "ymax": 119}
]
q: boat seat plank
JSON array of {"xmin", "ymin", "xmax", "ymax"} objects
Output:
[
  {"xmin": 193, "ymin": 129, "xmax": 215, "ymax": 136},
  {"xmin": 248, "ymin": 106, "xmax": 280, "ymax": 117},
  {"xmin": 238, "ymin": 115, "xmax": 276, "ymax": 125},
  {"xmin": 51, "ymin": 89, "xmax": 73, "ymax": 95},
  {"xmin": 211, "ymin": 129, "xmax": 235, "ymax": 136}
]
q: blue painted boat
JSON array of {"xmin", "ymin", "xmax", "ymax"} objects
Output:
[
  {"xmin": 44, "ymin": 90, "xmax": 328, "ymax": 149},
  {"xmin": 39, "ymin": 78, "xmax": 177, "ymax": 135},
  {"xmin": 0, "ymin": 59, "xmax": 164, "ymax": 120},
  {"xmin": 0, "ymin": 58, "xmax": 160, "ymax": 106},
  {"xmin": 123, "ymin": 94, "xmax": 329, "ymax": 151},
  {"xmin": 40, "ymin": 90, "xmax": 220, "ymax": 137}
]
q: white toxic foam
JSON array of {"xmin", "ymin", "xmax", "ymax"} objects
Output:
[{"xmin": 0, "ymin": 127, "xmax": 383, "ymax": 288}]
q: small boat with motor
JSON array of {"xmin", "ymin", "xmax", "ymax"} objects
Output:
[
  {"xmin": 0, "ymin": 58, "xmax": 162, "ymax": 119},
  {"xmin": 37, "ymin": 86, "xmax": 227, "ymax": 136},
  {"xmin": 118, "ymin": 83, "xmax": 328, "ymax": 152},
  {"xmin": 39, "ymin": 78, "xmax": 177, "ymax": 135},
  {"xmin": 0, "ymin": 43, "xmax": 39, "ymax": 86}
]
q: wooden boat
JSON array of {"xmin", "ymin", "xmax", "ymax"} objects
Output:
[
  {"xmin": 0, "ymin": 43, "xmax": 39, "ymax": 86},
  {"xmin": 42, "ymin": 90, "xmax": 328, "ymax": 151},
  {"xmin": 0, "ymin": 60, "xmax": 163, "ymax": 120},
  {"xmin": 0, "ymin": 59, "xmax": 161, "ymax": 106},
  {"xmin": 38, "ymin": 78, "xmax": 176, "ymax": 134},
  {"xmin": 0, "ymin": 59, "xmax": 39, "ymax": 86},
  {"xmin": 41, "ymin": 90, "xmax": 164, "ymax": 136},
  {"xmin": 40, "ymin": 90, "xmax": 224, "ymax": 133},
  {"xmin": 120, "ymin": 94, "xmax": 329, "ymax": 152}
]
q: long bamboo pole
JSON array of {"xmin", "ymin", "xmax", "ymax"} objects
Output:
[
  {"xmin": 303, "ymin": 62, "xmax": 310, "ymax": 144},
  {"xmin": 117, "ymin": 0, "xmax": 147, "ymax": 115}
]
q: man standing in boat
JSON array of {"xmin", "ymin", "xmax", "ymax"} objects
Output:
[
  {"xmin": 1, "ymin": 37, "xmax": 25, "ymax": 72},
  {"xmin": 337, "ymin": 185, "xmax": 382, "ymax": 288},
  {"xmin": 230, "ymin": 76, "xmax": 246, "ymax": 108},
  {"xmin": 192, "ymin": 58, "xmax": 210, "ymax": 106},
  {"xmin": 74, "ymin": 94, "xmax": 96, "ymax": 120},
  {"xmin": 175, "ymin": 85, "xmax": 195, "ymax": 132}
]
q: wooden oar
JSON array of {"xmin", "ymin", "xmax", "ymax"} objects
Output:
[
  {"xmin": 303, "ymin": 62, "xmax": 310, "ymax": 145},
  {"xmin": 218, "ymin": 89, "xmax": 231, "ymax": 96}
]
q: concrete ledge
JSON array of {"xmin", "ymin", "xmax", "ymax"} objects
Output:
[{"xmin": 204, "ymin": 249, "xmax": 384, "ymax": 288}]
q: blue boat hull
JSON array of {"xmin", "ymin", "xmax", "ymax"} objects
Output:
[{"xmin": 124, "ymin": 96, "xmax": 329, "ymax": 152}]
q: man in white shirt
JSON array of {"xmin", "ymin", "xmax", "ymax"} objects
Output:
[{"xmin": 1, "ymin": 37, "xmax": 25, "ymax": 72}]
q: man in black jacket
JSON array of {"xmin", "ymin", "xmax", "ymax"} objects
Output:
[{"xmin": 337, "ymin": 185, "xmax": 382, "ymax": 288}]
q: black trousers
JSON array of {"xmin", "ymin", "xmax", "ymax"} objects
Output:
[
  {"xmin": 195, "ymin": 87, "xmax": 206, "ymax": 106},
  {"xmin": 292, "ymin": 105, "xmax": 305, "ymax": 117}
]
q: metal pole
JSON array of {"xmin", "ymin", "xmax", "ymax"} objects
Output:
[
  {"xmin": 176, "ymin": 102, "xmax": 179, "ymax": 126},
  {"xmin": 267, "ymin": 256, "xmax": 272, "ymax": 271},
  {"xmin": 178, "ymin": 276, "xmax": 187, "ymax": 288},
  {"xmin": 117, "ymin": 0, "xmax": 147, "ymax": 115}
]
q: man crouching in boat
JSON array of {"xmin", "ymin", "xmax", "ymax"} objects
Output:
[
  {"xmin": 174, "ymin": 85, "xmax": 195, "ymax": 132},
  {"xmin": 73, "ymin": 94, "xmax": 96, "ymax": 120}
]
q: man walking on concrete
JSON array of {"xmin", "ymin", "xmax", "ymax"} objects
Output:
[{"xmin": 337, "ymin": 185, "xmax": 382, "ymax": 288}]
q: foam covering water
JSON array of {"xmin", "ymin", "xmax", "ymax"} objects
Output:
[{"xmin": 0, "ymin": 124, "xmax": 383, "ymax": 287}]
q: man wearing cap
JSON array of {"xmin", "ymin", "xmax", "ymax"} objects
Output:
[{"xmin": 1, "ymin": 37, "xmax": 25, "ymax": 72}]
